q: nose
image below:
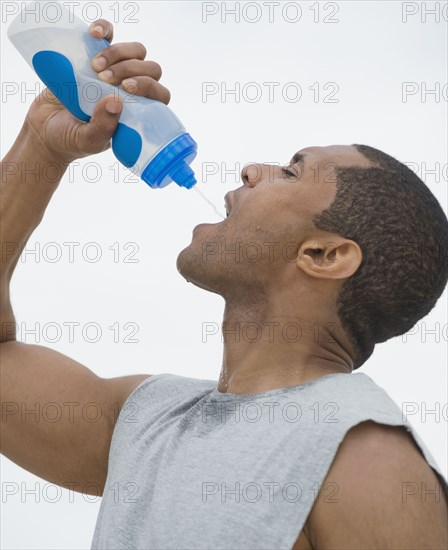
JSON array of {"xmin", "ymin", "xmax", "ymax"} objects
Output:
[{"xmin": 241, "ymin": 163, "xmax": 266, "ymax": 188}]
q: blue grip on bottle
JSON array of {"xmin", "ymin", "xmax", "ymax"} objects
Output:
[
  {"xmin": 32, "ymin": 50, "xmax": 90, "ymax": 121},
  {"xmin": 112, "ymin": 123, "xmax": 142, "ymax": 168}
]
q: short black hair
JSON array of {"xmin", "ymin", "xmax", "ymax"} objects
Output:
[{"xmin": 313, "ymin": 144, "xmax": 448, "ymax": 369}]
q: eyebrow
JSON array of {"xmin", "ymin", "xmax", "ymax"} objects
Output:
[{"xmin": 290, "ymin": 152, "xmax": 306, "ymax": 169}]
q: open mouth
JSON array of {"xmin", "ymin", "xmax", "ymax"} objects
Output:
[{"xmin": 224, "ymin": 193, "xmax": 234, "ymax": 218}]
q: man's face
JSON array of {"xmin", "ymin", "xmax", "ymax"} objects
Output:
[{"xmin": 176, "ymin": 145, "xmax": 371, "ymax": 296}]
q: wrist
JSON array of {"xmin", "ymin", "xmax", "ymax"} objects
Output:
[
  {"xmin": 2, "ymin": 119, "xmax": 69, "ymax": 195},
  {"xmin": 21, "ymin": 116, "xmax": 73, "ymax": 168}
]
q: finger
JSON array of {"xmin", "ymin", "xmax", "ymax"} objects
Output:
[
  {"xmin": 74, "ymin": 95, "xmax": 123, "ymax": 155},
  {"xmin": 89, "ymin": 19, "xmax": 114, "ymax": 43},
  {"xmin": 91, "ymin": 42, "xmax": 147, "ymax": 72},
  {"xmin": 41, "ymin": 87, "xmax": 60, "ymax": 104},
  {"xmin": 97, "ymin": 59, "xmax": 162, "ymax": 85},
  {"xmin": 122, "ymin": 77, "xmax": 171, "ymax": 105}
]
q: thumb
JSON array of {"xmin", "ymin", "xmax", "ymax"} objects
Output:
[
  {"xmin": 41, "ymin": 87, "xmax": 61, "ymax": 105},
  {"xmin": 75, "ymin": 94, "xmax": 123, "ymax": 155}
]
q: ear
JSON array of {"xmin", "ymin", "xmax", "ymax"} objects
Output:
[{"xmin": 297, "ymin": 237, "xmax": 362, "ymax": 280}]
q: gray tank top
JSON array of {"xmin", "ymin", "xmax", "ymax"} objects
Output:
[{"xmin": 91, "ymin": 372, "xmax": 447, "ymax": 549}]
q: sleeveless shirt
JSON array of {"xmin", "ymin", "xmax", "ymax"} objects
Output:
[{"xmin": 91, "ymin": 372, "xmax": 447, "ymax": 549}]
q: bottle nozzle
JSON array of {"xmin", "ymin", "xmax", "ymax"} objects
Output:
[
  {"xmin": 170, "ymin": 161, "xmax": 197, "ymax": 189},
  {"xmin": 140, "ymin": 133, "xmax": 197, "ymax": 189}
]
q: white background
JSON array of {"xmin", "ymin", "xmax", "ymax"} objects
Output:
[{"xmin": 1, "ymin": 1, "xmax": 447, "ymax": 548}]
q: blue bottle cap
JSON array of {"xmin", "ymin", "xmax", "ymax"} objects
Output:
[{"xmin": 141, "ymin": 133, "xmax": 197, "ymax": 189}]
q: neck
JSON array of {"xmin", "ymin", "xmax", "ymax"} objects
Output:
[{"xmin": 217, "ymin": 288, "xmax": 354, "ymax": 394}]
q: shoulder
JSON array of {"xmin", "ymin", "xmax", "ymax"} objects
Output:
[
  {"xmin": 304, "ymin": 420, "xmax": 448, "ymax": 549},
  {"xmin": 111, "ymin": 373, "xmax": 217, "ymax": 422}
]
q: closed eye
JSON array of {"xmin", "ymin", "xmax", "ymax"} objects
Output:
[{"xmin": 282, "ymin": 167, "xmax": 298, "ymax": 179}]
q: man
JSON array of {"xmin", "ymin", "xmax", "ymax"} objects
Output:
[{"xmin": 1, "ymin": 19, "xmax": 447, "ymax": 550}]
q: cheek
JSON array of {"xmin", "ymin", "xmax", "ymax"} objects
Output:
[
  {"xmin": 229, "ymin": 208, "xmax": 298, "ymax": 249},
  {"xmin": 228, "ymin": 185, "xmax": 318, "ymax": 240},
  {"xmin": 238, "ymin": 189, "xmax": 289, "ymax": 218}
]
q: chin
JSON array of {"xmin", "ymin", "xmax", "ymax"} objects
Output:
[
  {"xmin": 176, "ymin": 244, "xmax": 195, "ymax": 280},
  {"xmin": 177, "ymin": 243, "xmax": 208, "ymax": 287},
  {"xmin": 176, "ymin": 242, "xmax": 226, "ymax": 295}
]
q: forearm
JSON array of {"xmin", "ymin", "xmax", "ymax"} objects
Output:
[{"xmin": 0, "ymin": 119, "xmax": 68, "ymax": 341}]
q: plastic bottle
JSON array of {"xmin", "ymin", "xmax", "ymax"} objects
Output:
[{"xmin": 7, "ymin": 0, "xmax": 197, "ymax": 189}]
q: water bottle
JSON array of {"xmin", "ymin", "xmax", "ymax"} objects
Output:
[{"xmin": 7, "ymin": 0, "xmax": 198, "ymax": 189}]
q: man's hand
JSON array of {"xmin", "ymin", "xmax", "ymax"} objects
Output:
[{"xmin": 24, "ymin": 19, "xmax": 171, "ymax": 164}]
